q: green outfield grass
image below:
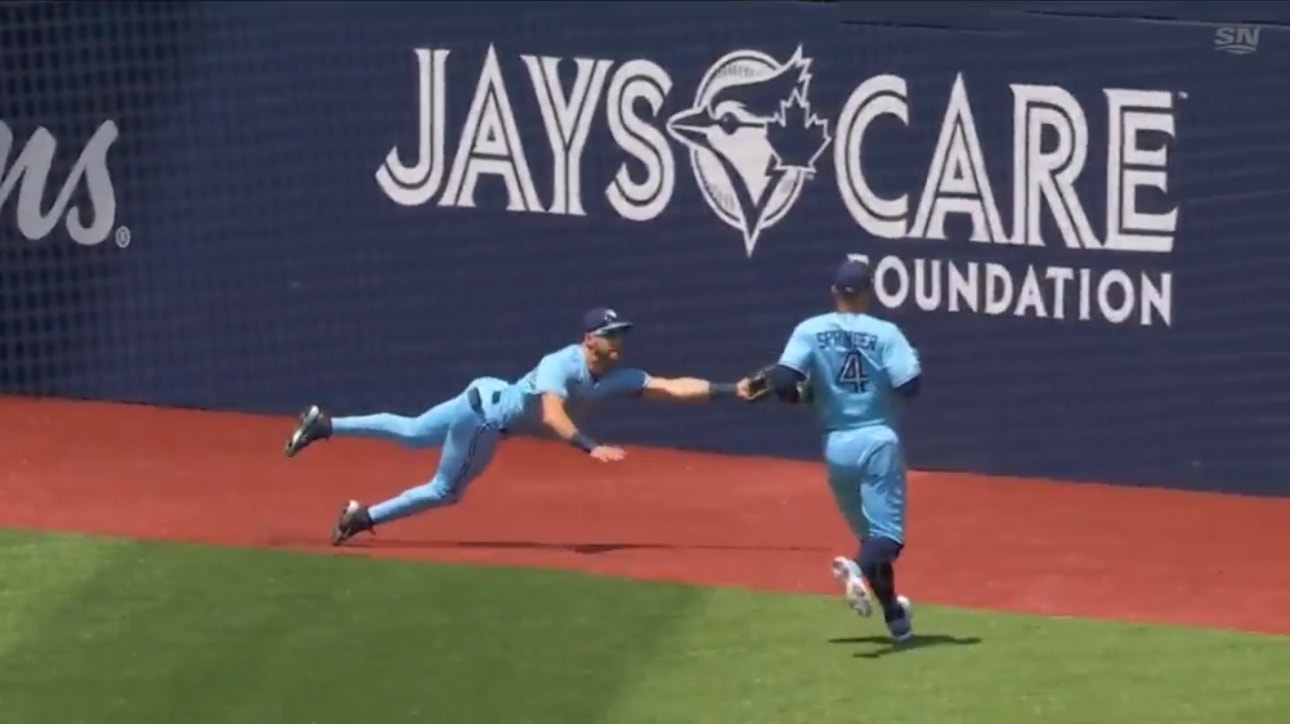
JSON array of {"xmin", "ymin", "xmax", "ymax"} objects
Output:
[{"xmin": 0, "ymin": 528, "xmax": 1285, "ymax": 724}]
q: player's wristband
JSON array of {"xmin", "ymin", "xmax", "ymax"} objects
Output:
[
  {"xmin": 569, "ymin": 432, "xmax": 598, "ymax": 454},
  {"xmin": 709, "ymin": 382, "xmax": 739, "ymax": 400}
]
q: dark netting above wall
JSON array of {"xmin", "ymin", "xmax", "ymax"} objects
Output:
[{"xmin": 1, "ymin": 1, "xmax": 1286, "ymax": 493}]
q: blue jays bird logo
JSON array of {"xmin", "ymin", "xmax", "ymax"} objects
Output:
[{"xmin": 667, "ymin": 47, "xmax": 832, "ymax": 257}]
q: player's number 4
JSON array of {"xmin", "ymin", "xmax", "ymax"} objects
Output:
[{"xmin": 836, "ymin": 351, "xmax": 869, "ymax": 392}]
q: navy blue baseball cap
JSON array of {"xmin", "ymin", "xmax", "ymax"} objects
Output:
[
  {"xmin": 583, "ymin": 307, "xmax": 633, "ymax": 336},
  {"xmin": 832, "ymin": 259, "xmax": 872, "ymax": 295}
]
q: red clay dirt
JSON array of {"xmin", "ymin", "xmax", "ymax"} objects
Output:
[{"xmin": 4, "ymin": 396, "xmax": 1288, "ymax": 635}]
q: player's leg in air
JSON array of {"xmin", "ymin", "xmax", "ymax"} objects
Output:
[
  {"xmin": 284, "ymin": 398, "xmax": 456, "ymax": 457},
  {"xmin": 825, "ymin": 427, "xmax": 914, "ymax": 642},
  {"xmin": 283, "ymin": 378, "xmax": 509, "ymax": 544}
]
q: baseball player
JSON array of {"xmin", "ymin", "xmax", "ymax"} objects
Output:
[
  {"xmin": 743, "ymin": 259, "xmax": 921, "ymax": 642},
  {"xmin": 284, "ymin": 307, "xmax": 752, "ymax": 545}
]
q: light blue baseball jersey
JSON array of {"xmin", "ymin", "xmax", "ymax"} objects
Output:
[
  {"xmin": 777, "ymin": 313, "xmax": 920, "ymax": 433},
  {"xmin": 493, "ymin": 344, "xmax": 648, "ymax": 434}
]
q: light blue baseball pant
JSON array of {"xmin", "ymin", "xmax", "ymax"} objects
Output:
[
  {"xmin": 331, "ymin": 376, "xmax": 509, "ymax": 525},
  {"xmin": 824, "ymin": 425, "xmax": 908, "ymax": 548}
]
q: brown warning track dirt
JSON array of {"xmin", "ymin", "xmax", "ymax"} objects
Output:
[{"xmin": 4, "ymin": 397, "xmax": 1287, "ymax": 635}]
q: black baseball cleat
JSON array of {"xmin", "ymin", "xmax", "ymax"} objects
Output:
[
  {"xmin": 284, "ymin": 405, "xmax": 332, "ymax": 457},
  {"xmin": 330, "ymin": 500, "xmax": 375, "ymax": 546}
]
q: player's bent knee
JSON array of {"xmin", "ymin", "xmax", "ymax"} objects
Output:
[
  {"xmin": 430, "ymin": 479, "xmax": 465, "ymax": 506},
  {"xmin": 857, "ymin": 537, "xmax": 903, "ymax": 590},
  {"xmin": 407, "ymin": 479, "xmax": 464, "ymax": 508},
  {"xmin": 858, "ymin": 536, "xmax": 903, "ymax": 568}
]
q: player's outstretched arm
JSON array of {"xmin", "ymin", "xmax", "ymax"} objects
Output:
[{"xmin": 638, "ymin": 375, "xmax": 748, "ymax": 402}]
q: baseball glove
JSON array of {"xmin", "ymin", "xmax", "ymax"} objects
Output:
[
  {"xmin": 744, "ymin": 364, "xmax": 813, "ymax": 405},
  {"xmin": 743, "ymin": 364, "xmax": 779, "ymax": 402}
]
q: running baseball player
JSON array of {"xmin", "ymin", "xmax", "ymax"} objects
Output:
[
  {"xmin": 284, "ymin": 307, "xmax": 752, "ymax": 545},
  {"xmin": 742, "ymin": 259, "xmax": 922, "ymax": 642}
]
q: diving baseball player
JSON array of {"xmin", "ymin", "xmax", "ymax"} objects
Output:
[{"xmin": 284, "ymin": 307, "xmax": 752, "ymax": 544}]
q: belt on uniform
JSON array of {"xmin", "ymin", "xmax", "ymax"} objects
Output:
[{"xmin": 466, "ymin": 387, "xmax": 507, "ymax": 434}]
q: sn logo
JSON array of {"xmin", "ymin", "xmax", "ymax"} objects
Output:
[{"xmin": 1214, "ymin": 25, "xmax": 1260, "ymax": 55}]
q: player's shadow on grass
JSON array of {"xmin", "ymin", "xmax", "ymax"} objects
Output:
[
  {"xmin": 358, "ymin": 539, "xmax": 830, "ymax": 555},
  {"xmin": 828, "ymin": 634, "xmax": 983, "ymax": 659}
]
